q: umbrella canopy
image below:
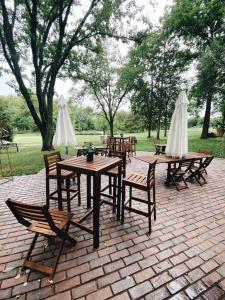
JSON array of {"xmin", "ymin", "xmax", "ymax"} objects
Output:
[
  {"xmin": 166, "ymin": 91, "xmax": 189, "ymax": 158},
  {"xmin": 53, "ymin": 96, "xmax": 77, "ymax": 150}
]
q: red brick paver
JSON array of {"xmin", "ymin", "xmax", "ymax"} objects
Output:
[{"xmin": 0, "ymin": 152, "xmax": 225, "ymax": 299}]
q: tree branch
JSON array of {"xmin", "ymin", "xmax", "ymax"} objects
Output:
[{"xmin": 0, "ymin": 0, "xmax": 42, "ymax": 129}]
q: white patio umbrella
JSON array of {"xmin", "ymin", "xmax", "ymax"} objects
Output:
[
  {"xmin": 166, "ymin": 91, "xmax": 189, "ymax": 158},
  {"xmin": 53, "ymin": 95, "xmax": 77, "ymax": 154}
]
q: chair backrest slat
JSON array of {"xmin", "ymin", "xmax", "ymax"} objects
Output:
[
  {"xmin": 6, "ymin": 199, "xmax": 59, "ymax": 234},
  {"xmin": 147, "ymin": 160, "xmax": 157, "ymax": 188},
  {"xmin": 43, "ymin": 152, "xmax": 62, "ymax": 174},
  {"xmin": 109, "ymin": 149, "xmax": 126, "ymax": 171},
  {"xmin": 202, "ymin": 156, "xmax": 214, "ymax": 168},
  {"xmin": 154, "ymin": 139, "xmax": 160, "ymax": 145},
  {"xmin": 95, "ymin": 148, "xmax": 108, "ymax": 156},
  {"xmin": 77, "ymin": 148, "xmax": 86, "ymax": 156}
]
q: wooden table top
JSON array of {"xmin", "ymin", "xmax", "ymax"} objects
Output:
[
  {"xmin": 57, "ymin": 155, "xmax": 122, "ymax": 174},
  {"xmin": 136, "ymin": 152, "xmax": 213, "ymax": 164}
]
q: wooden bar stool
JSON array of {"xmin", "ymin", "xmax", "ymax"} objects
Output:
[
  {"xmin": 6, "ymin": 199, "xmax": 76, "ymax": 281},
  {"xmin": 121, "ymin": 160, "xmax": 157, "ymax": 234},
  {"xmin": 43, "ymin": 151, "xmax": 80, "ymax": 212},
  {"xmin": 100, "ymin": 150, "xmax": 126, "ymax": 219}
]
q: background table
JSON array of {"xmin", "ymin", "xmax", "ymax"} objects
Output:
[{"xmin": 137, "ymin": 152, "xmax": 213, "ymax": 186}]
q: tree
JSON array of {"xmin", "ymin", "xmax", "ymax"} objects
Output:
[
  {"xmin": 164, "ymin": 0, "xmax": 225, "ymax": 138},
  {"xmin": 70, "ymin": 43, "xmax": 133, "ymax": 136},
  {"xmin": 0, "ymin": 0, "xmax": 135, "ymax": 150},
  {"xmin": 0, "ymin": 97, "xmax": 13, "ymax": 140},
  {"xmin": 124, "ymin": 30, "xmax": 190, "ymax": 138}
]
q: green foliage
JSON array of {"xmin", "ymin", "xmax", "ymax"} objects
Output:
[
  {"xmin": 123, "ymin": 29, "xmax": 190, "ymax": 137},
  {"xmin": 0, "ymin": 0, "xmax": 136, "ymax": 149},
  {"xmin": 68, "ymin": 41, "xmax": 133, "ymax": 136},
  {"xmin": 0, "ymin": 97, "xmax": 13, "ymax": 141},
  {"xmin": 164, "ymin": 0, "xmax": 225, "ymax": 138},
  {"xmin": 164, "ymin": 0, "xmax": 225, "ymax": 48}
]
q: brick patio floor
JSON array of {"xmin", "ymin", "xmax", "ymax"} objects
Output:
[{"xmin": 1, "ymin": 152, "xmax": 225, "ymax": 299}]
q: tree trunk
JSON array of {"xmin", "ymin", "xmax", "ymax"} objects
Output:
[
  {"xmin": 147, "ymin": 126, "xmax": 151, "ymax": 138},
  {"xmin": 156, "ymin": 114, "xmax": 161, "ymax": 139},
  {"xmin": 41, "ymin": 124, "xmax": 54, "ymax": 151},
  {"xmin": 164, "ymin": 126, "xmax": 167, "ymax": 137},
  {"xmin": 201, "ymin": 96, "xmax": 212, "ymax": 139},
  {"xmin": 109, "ymin": 120, "xmax": 114, "ymax": 137},
  {"xmin": 164, "ymin": 115, "xmax": 168, "ymax": 137}
]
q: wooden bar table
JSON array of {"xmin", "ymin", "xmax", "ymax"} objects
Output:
[
  {"xmin": 136, "ymin": 152, "xmax": 213, "ymax": 186},
  {"xmin": 57, "ymin": 155, "xmax": 122, "ymax": 249}
]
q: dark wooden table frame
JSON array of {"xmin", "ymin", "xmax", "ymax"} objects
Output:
[
  {"xmin": 57, "ymin": 156, "xmax": 122, "ymax": 249},
  {"xmin": 137, "ymin": 152, "xmax": 213, "ymax": 187}
]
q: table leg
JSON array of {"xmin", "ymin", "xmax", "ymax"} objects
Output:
[
  {"xmin": 165, "ymin": 162, "xmax": 171, "ymax": 187},
  {"xmin": 117, "ymin": 162, "xmax": 122, "ymax": 220},
  {"xmin": 93, "ymin": 174, "xmax": 101, "ymax": 249},
  {"xmin": 57, "ymin": 164, "xmax": 63, "ymax": 210},
  {"xmin": 87, "ymin": 175, "xmax": 91, "ymax": 209}
]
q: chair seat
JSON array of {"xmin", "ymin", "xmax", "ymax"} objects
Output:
[
  {"xmin": 123, "ymin": 172, "xmax": 154, "ymax": 189},
  {"xmin": 28, "ymin": 209, "xmax": 73, "ymax": 237},
  {"xmin": 48, "ymin": 169, "xmax": 74, "ymax": 178},
  {"xmin": 170, "ymin": 168, "xmax": 186, "ymax": 175},
  {"xmin": 105, "ymin": 166, "xmax": 125, "ymax": 176}
]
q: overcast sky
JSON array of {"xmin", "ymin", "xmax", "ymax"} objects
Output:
[{"xmin": 0, "ymin": 0, "xmax": 174, "ymax": 96}]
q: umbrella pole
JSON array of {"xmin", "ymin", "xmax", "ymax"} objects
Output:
[{"xmin": 66, "ymin": 146, "xmax": 68, "ymax": 154}]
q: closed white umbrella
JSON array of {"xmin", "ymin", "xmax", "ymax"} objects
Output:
[
  {"xmin": 166, "ymin": 91, "xmax": 189, "ymax": 158},
  {"xmin": 53, "ymin": 95, "xmax": 77, "ymax": 154}
]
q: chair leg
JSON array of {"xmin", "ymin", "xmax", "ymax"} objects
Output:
[
  {"xmin": 147, "ymin": 190, "xmax": 151, "ymax": 234},
  {"xmin": 23, "ymin": 233, "xmax": 39, "ymax": 269},
  {"xmin": 113, "ymin": 176, "xmax": 116, "ymax": 213},
  {"xmin": 50, "ymin": 223, "xmax": 70, "ymax": 281},
  {"xmin": 121, "ymin": 183, "xmax": 125, "ymax": 224},
  {"xmin": 153, "ymin": 185, "xmax": 156, "ymax": 221},
  {"xmin": 77, "ymin": 174, "xmax": 81, "ymax": 206},
  {"xmin": 46, "ymin": 178, "xmax": 50, "ymax": 209},
  {"xmin": 66, "ymin": 179, "xmax": 71, "ymax": 212},
  {"xmin": 170, "ymin": 174, "xmax": 179, "ymax": 191},
  {"xmin": 129, "ymin": 186, "xmax": 132, "ymax": 208},
  {"xmin": 198, "ymin": 172, "xmax": 207, "ymax": 185},
  {"xmin": 109, "ymin": 177, "xmax": 112, "ymax": 194},
  {"xmin": 181, "ymin": 175, "xmax": 188, "ymax": 189}
]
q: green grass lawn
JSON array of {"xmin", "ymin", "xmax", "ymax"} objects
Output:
[{"xmin": 1, "ymin": 128, "xmax": 223, "ymax": 176}]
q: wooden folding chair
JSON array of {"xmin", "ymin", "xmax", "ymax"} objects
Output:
[
  {"xmin": 154, "ymin": 139, "xmax": 166, "ymax": 155},
  {"xmin": 130, "ymin": 136, "xmax": 137, "ymax": 156},
  {"xmin": 6, "ymin": 199, "xmax": 76, "ymax": 281},
  {"xmin": 121, "ymin": 160, "xmax": 157, "ymax": 234},
  {"xmin": 186, "ymin": 156, "xmax": 214, "ymax": 186},
  {"xmin": 198, "ymin": 149, "xmax": 213, "ymax": 174},
  {"xmin": 43, "ymin": 151, "xmax": 80, "ymax": 212},
  {"xmin": 168, "ymin": 159, "xmax": 194, "ymax": 191}
]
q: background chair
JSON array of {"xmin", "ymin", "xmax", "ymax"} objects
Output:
[
  {"xmin": 6, "ymin": 199, "xmax": 76, "ymax": 281},
  {"xmin": 167, "ymin": 159, "xmax": 194, "ymax": 191},
  {"xmin": 43, "ymin": 151, "xmax": 80, "ymax": 212},
  {"xmin": 130, "ymin": 136, "xmax": 137, "ymax": 156},
  {"xmin": 121, "ymin": 160, "xmax": 157, "ymax": 234},
  {"xmin": 154, "ymin": 138, "xmax": 166, "ymax": 155},
  {"xmin": 187, "ymin": 156, "xmax": 214, "ymax": 186},
  {"xmin": 198, "ymin": 149, "xmax": 213, "ymax": 174}
]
